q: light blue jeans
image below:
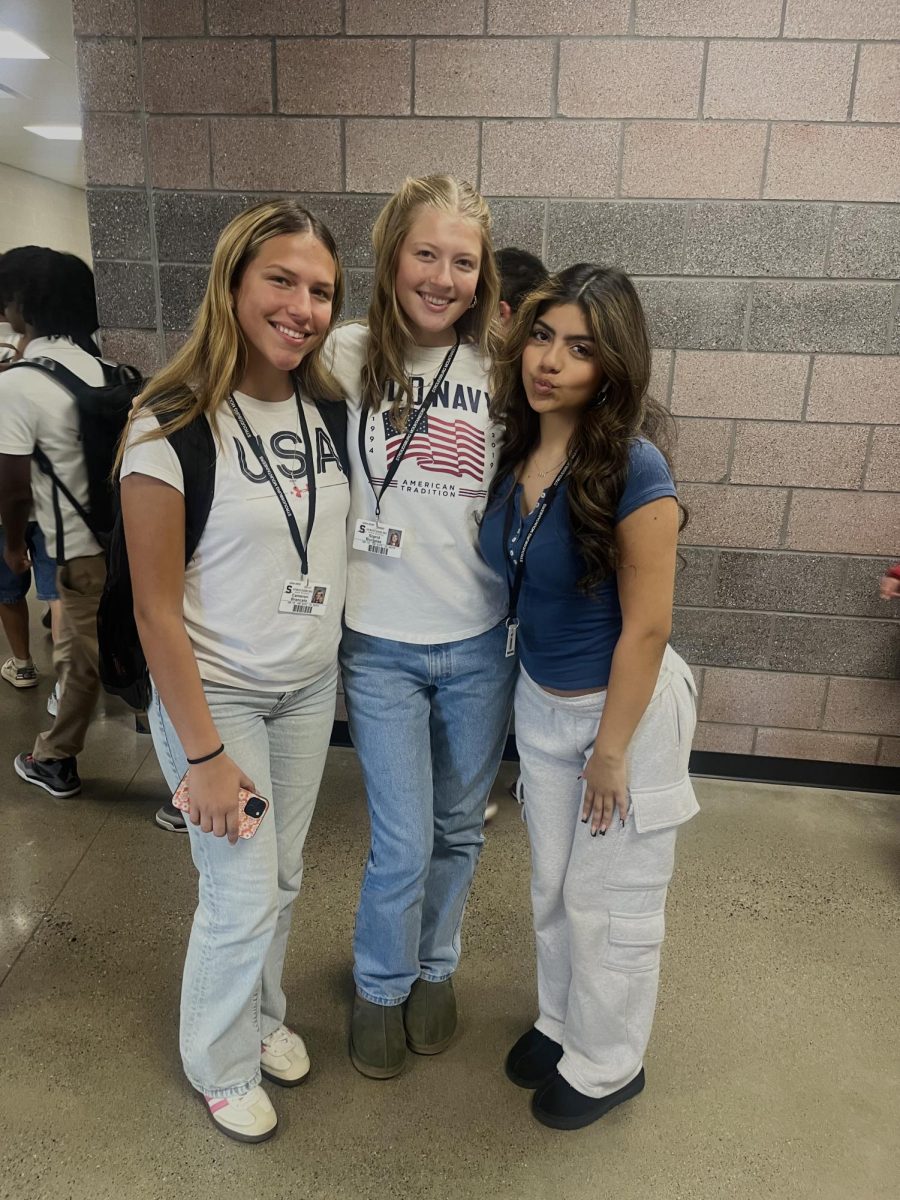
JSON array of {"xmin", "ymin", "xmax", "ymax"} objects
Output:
[
  {"xmin": 149, "ymin": 664, "xmax": 338, "ymax": 1098},
  {"xmin": 340, "ymin": 622, "xmax": 516, "ymax": 1005}
]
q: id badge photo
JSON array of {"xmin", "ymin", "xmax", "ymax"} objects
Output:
[
  {"xmin": 279, "ymin": 580, "xmax": 330, "ymax": 615},
  {"xmin": 352, "ymin": 520, "xmax": 405, "ymax": 559}
]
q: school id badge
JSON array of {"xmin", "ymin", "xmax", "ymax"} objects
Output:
[
  {"xmin": 278, "ymin": 580, "xmax": 330, "ymax": 616},
  {"xmin": 352, "ymin": 520, "xmax": 405, "ymax": 559}
]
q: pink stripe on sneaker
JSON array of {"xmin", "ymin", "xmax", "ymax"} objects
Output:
[{"xmin": 207, "ymin": 1099, "xmax": 229, "ymax": 1114}]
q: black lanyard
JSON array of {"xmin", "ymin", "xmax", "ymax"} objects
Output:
[
  {"xmin": 227, "ymin": 380, "xmax": 316, "ymax": 577},
  {"xmin": 358, "ymin": 335, "xmax": 459, "ymax": 518},
  {"xmin": 503, "ymin": 462, "xmax": 570, "ymax": 632}
]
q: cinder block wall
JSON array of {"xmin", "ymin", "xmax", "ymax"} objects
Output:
[{"xmin": 74, "ymin": 0, "xmax": 899, "ymax": 768}]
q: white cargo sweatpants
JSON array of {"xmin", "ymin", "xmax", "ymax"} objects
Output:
[{"xmin": 515, "ymin": 646, "xmax": 699, "ymax": 1099}]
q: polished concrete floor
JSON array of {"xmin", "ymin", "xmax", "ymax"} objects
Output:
[{"xmin": 0, "ymin": 622, "xmax": 898, "ymax": 1200}]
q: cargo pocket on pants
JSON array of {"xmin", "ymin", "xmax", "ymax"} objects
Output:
[{"xmin": 603, "ymin": 910, "xmax": 666, "ymax": 974}]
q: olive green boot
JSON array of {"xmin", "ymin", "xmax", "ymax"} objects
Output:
[
  {"xmin": 404, "ymin": 978, "xmax": 457, "ymax": 1055},
  {"xmin": 349, "ymin": 994, "xmax": 406, "ymax": 1079}
]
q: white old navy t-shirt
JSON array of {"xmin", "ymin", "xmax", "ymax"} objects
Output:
[
  {"xmin": 0, "ymin": 336, "xmax": 105, "ymax": 561},
  {"xmin": 120, "ymin": 392, "xmax": 349, "ymax": 692},
  {"xmin": 327, "ymin": 323, "xmax": 507, "ymax": 644}
]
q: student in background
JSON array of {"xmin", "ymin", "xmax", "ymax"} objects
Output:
[
  {"xmin": 328, "ymin": 175, "xmax": 516, "ymax": 1081},
  {"xmin": 496, "ymin": 247, "xmax": 549, "ymax": 328},
  {"xmin": 0, "ymin": 248, "xmax": 104, "ymax": 795},
  {"xmin": 480, "ymin": 264, "xmax": 698, "ymax": 1130}
]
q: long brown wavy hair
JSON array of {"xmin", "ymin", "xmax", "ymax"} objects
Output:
[
  {"xmin": 361, "ymin": 175, "xmax": 500, "ymax": 423},
  {"xmin": 114, "ymin": 199, "xmax": 344, "ymax": 470},
  {"xmin": 489, "ymin": 263, "xmax": 686, "ymax": 592}
]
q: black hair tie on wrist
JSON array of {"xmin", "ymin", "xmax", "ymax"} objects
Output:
[{"xmin": 186, "ymin": 743, "xmax": 225, "ymax": 765}]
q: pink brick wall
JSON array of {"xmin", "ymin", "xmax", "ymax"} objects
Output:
[{"xmin": 75, "ymin": 0, "xmax": 900, "ymax": 770}]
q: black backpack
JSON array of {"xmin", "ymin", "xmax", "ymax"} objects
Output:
[
  {"xmin": 11, "ymin": 356, "xmax": 142, "ymax": 552},
  {"xmin": 98, "ymin": 413, "xmax": 216, "ymax": 711},
  {"xmin": 98, "ymin": 396, "xmax": 349, "ymax": 711}
]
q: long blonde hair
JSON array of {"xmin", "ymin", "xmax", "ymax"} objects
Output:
[
  {"xmin": 115, "ymin": 199, "xmax": 344, "ymax": 468},
  {"xmin": 361, "ymin": 175, "xmax": 500, "ymax": 422}
]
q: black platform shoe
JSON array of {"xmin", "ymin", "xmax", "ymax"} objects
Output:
[
  {"xmin": 531, "ymin": 1067, "xmax": 645, "ymax": 1130},
  {"xmin": 505, "ymin": 1027, "xmax": 564, "ymax": 1089}
]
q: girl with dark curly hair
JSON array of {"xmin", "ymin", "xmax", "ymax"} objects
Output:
[{"xmin": 479, "ymin": 263, "xmax": 699, "ymax": 1131}]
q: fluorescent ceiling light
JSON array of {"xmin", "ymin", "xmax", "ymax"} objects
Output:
[
  {"xmin": 25, "ymin": 125, "xmax": 82, "ymax": 140},
  {"xmin": 0, "ymin": 30, "xmax": 49, "ymax": 58}
]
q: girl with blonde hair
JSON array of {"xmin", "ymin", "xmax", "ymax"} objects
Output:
[
  {"xmin": 328, "ymin": 175, "xmax": 516, "ymax": 1079},
  {"xmin": 479, "ymin": 264, "xmax": 698, "ymax": 1130},
  {"xmin": 118, "ymin": 199, "xmax": 349, "ymax": 1143}
]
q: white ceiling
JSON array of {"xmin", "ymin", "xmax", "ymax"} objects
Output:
[{"xmin": 0, "ymin": 0, "xmax": 85, "ymax": 189}]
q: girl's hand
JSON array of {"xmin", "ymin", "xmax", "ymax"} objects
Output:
[
  {"xmin": 580, "ymin": 751, "xmax": 628, "ymax": 837},
  {"xmin": 187, "ymin": 754, "xmax": 257, "ymax": 845}
]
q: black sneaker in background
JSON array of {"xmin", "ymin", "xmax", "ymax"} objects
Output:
[
  {"xmin": 155, "ymin": 801, "xmax": 187, "ymax": 832},
  {"xmin": 14, "ymin": 753, "xmax": 81, "ymax": 798}
]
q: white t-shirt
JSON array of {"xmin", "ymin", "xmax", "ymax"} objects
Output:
[
  {"xmin": 0, "ymin": 322, "xmax": 20, "ymax": 362},
  {"xmin": 0, "ymin": 335, "xmax": 105, "ymax": 560},
  {"xmin": 326, "ymin": 323, "xmax": 507, "ymax": 644},
  {"xmin": 120, "ymin": 391, "xmax": 350, "ymax": 692}
]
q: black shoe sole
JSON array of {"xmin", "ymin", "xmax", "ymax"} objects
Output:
[
  {"xmin": 260, "ymin": 1064, "xmax": 310, "ymax": 1088},
  {"xmin": 13, "ymin": 756, "xmax": 81, "ymax": 798},
  {"xmin": 531, "ymin": 1069, "xmax": 645, "ymax": 1131},
  {"xmin": 201, "ymin": 1095, "xmax": 278, "ymax": 1144}
]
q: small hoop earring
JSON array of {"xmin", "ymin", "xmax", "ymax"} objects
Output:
[
  {"xmin": 469, "ymin": 294, "xmax": 477, "ymax": 309},
  {"xmin": 591, "ymin": 380, "xmax": 611, "ymax": 408}
]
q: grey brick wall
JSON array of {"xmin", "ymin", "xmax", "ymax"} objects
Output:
[{"xmin": 75, "ymin": 0, "xmax": 900, "ymax": 767}]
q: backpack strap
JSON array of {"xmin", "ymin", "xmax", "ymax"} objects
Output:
[
  {"xmin": 7, "ymin": 357, "xmax": 104, "ymax": 547},
  {"xmin": 6, "ymin": 356, "xmax": 91, "ymax": 396},
  {"xmin": 313, "ymin": 396, "xmax": 349, "ymax": 476},
  {"xmin": 160, "ymin": 414, "xmax": 216, "ymax": 562}
]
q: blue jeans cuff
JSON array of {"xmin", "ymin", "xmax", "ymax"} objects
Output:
[
  {"xmin": 418, "ymin": 970, "xmax": 452, "ymax": 984},
  {"xmin": 355, "ymin": 985, "xmax": 407, "ymax": 1007},
  {"xmin": 189, "ymin": 1070, "xmax": 262, "ymax": 1100}
]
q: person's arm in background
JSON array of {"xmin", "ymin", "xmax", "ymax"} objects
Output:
[
  {"xmin": 0, "ymin": 382, "xmax": 36, "ymax": 572},
  {"xmin": 120, "ymin": 472, "xmax": 256, "ymax": 844},
  {"xmin": 880, "ymin": 563, "xmax": 900, "ymax": 601}
]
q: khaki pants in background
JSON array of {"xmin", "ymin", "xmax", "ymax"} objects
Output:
[{"xmin": 33, "ymin": 552, "xmax": 106, "ymax": 763}]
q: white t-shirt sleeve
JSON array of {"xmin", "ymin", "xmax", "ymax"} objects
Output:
[
  {"xmin": 0, "ymin": 375, "xmax": 39, "ymax": 455},
  {"xmin": 120, "ymin": 415, "xmax": 185, "ymax": 494}
]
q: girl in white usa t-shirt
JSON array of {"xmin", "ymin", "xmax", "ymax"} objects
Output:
[
  {"xmin": 118, "ymin": 200, "xmax": 348, "ymax": 1146},
  {"xmin": 328, "ymin": 176, "xmax": 517, "ymax": 1081}
]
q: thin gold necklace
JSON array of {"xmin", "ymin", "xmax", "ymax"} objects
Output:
[{"xmin": 528, "ymin": 455, "xmax": 567, "ymax": 479}]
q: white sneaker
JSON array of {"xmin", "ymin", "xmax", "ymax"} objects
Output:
[
  {"xmin": 1, "ymin": 658, "xmax": 38, "ymax": 689},
  {"xmin": 47, "ymin": 682, "xmax": 60, "ymax": 716},
  {"xmin": 204, "ymin": 1085, "xmax": 277, "ymax": 1143},
  {"xmin": 483, "ymin": 798, "xmax": 499, "ymax": 822},
  {"xmin": 260, "ymin": 1025, "xmax": 310, "ymax": 1087}
]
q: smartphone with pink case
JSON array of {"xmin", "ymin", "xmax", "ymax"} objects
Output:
[{"xmin": 172, "ymin": 771, "xmax": 269, "ymax": 839}]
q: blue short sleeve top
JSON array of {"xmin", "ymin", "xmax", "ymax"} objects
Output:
[{"xmin": 477, "ymin": 437, "xmax": 677, "ymax": 689}]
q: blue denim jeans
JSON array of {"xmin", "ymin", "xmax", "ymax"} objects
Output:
[
  {"xmin": 340, "ymin": 622, "xmax": 516, "ymax": 1005},
  {"xmin": 0, "ymin": 521, "xmax": 58, "ymax": 603},
  {"xmin": 149, "ymin": 664, "xmax": 337, "ymax": 1098}
]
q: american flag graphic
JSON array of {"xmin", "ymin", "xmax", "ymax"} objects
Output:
[{"xmin": 383, "ymin": 409, "xmax": 485, "ymax": 481}]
